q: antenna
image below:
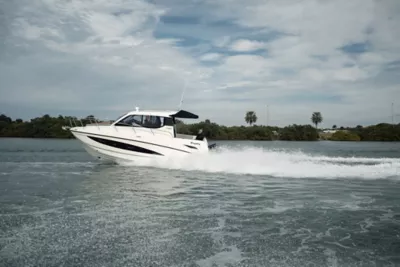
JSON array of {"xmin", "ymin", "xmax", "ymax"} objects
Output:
[
  {"xmin": 266, "ymin": 104, "xmax": 269, "ymax": 126},
  {"xmin": 178, "ymin": 78, "xmax": 188, "ymax": 109}
]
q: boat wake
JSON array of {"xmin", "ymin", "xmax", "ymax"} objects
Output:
[{"xmin": 116, "ymin": 146, "xmax": 400, "ymax": 180}]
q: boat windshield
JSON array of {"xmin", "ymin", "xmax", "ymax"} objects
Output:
[
  {"xmin": 115, "ymin": 114, "xmax": 174, "ymax": 128},
  {"xmin": 115, "ymin": 113, "xmax": 127, "ymax": 122}
]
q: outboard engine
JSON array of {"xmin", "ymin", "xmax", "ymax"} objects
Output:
[
  {"xmin": 208, "ymin": 143, "xmax": 217, "ymax": 150},
  {"xmin": 195, "ymin": 129, "xmax": 217, "ymax": 150}
]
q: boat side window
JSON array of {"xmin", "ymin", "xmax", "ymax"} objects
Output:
[
  {"xmin": 142, "ymin": 115, "xmax": 164, "ymax": 129},
  {"xmin": 115, "ymin": 115, "xmax": 143, "ymax": 127},
  {"xmin": 165, "ymin": 117, "xmax": 176, "ymax": 137},
  {"xmin": 115, "ymin": 115, "xmax": 174, "ymax": 128},
  {"xmin": 164, "ymin": 117, "xmax": 174, "ymax": 126}
]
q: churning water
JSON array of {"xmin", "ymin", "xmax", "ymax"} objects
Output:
[
  {"xmin": 119, "ymin": 144, "xmax": 400, "ymax": 180},
  {"xmin": 0, "ymin": 139, "xmax": 399, "ymax": 266}
]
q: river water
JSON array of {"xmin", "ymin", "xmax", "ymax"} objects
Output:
[{"xmin": 0, "ymin": 138, "xmax": 399, "ymax": 267}]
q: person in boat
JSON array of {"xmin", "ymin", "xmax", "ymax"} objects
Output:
[
  {"xmin": 143, "ymin": 115, "xmax": 162, "ymax": 128},
  {"xmin": 154, "ymin": 116, "xmax": 161, "ymax": 127},
  {"xmin": 195, "ymin": 129, "xmax": 204, "ymax": 140},
  {"xmin": 143, "ymin": 115, "xmax": 152, "ymax": 127}
]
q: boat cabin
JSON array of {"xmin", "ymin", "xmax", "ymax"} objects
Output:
[{"xmin": 111, "ymin": 108, "xmax": 199, "ymax": 138}]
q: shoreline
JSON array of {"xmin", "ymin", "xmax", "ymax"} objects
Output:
[
  {"xmin": 1, "ymin": 114, "xmax": 399, "ymax": 142},
  {"xmin": 1, "ymin": 136, "xmax": 400, "ymax": 142}
]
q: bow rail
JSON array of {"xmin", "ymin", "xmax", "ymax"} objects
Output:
[{"xmin": 62, "ymin": 117, "xmax": 115, "ymax": 131}]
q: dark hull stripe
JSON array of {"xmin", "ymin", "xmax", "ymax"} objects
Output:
[
  {"xmin": 184, "ymin": 145, "xmax": 198, "ymax": 150},
  {"xmin": 85, "ymin": 143, "xmax": 148, "ymax": 158},
  {"xmin": 88, "ymin": 136, "xmax": 163, "ymax": 156},
  {"xmin": 71, "ymin": 130, "xmax": 191, "ymax": 154}
]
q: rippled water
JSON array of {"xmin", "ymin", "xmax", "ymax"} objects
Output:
[{"xmin": 0, "ymin": 138, "xmax": 400, "ymax": 267}]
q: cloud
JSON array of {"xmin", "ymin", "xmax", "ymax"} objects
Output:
[
  {"xmin": 199, "ymin": 53, "xmax": 222, "ymax": 62},
  {"xmin": 1, "ymin": 0, "xmax": 400, "ymax": 127},
  {"xmin": 229, "ymin": 39, "xmax": 265, "ymax": 52},
  {"xmin": 1, "ymin": 0, "xmax": 209, "ymax": 112}
]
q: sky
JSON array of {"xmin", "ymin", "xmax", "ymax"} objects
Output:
[{"xmin": 1, "ymin": 0, "xmax": 400, "ymax": 127}]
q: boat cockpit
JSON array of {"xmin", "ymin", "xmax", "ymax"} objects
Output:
[
  {"xmin": 114, "ymin": 114, "xmax": 174, "ymax": 129},
  {"xmin": 111, "ymin": 109, "xmax": 204, "ymax": 140}
]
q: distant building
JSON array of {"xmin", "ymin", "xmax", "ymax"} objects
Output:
[{"xmin": 322, "ymin": 129, "xmax": 337, "ymax": 133}]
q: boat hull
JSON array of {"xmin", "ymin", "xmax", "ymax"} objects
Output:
[
  {"xmin": 70, "ymin": 127, "xmax": 209, "ymax": 163},
  {"xmin": 82, "ymin": 144, "xmax": 119, "ymax": 163},
  {"xmin": 81, "ymin": 142, "xmax": 154, "ymax": 164}
]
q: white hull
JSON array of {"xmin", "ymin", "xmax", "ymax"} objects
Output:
[
  {"xmin": 81, "ymin": 143, "xmax": 151, "ymax": 164},
  {"xmin": 82, "ymin": 144, "xmax": 119, "ymax": 163},
  {"xmin": 71, "ymin": 125, "xmax": 212, "ymax": 163}
]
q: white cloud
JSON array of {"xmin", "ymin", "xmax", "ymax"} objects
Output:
[
  {"xmin": 197, "ymin": 0, "xmax": 400, "ymax": 125},
  {"xmin": 229, "ymin": 39, "xmax": 265, "ymax": 52},
  {"xmin": 199, "ymin": 53, "xmax": 222, "ymax": 61},
  {"xmin": 332, "ymin": 67, "xmax": 368, "ymax": 82},
  {"xmin": 220, "ymin": 55, "xmax": 271, "ymax": 78},
  {"xmin": 1, "ymin": 0, "xmax": 400, "ymax": 127},
  {"xmin": 156, "ymin": 38, "xmax": 182, "ymax": 45},
  {"xmin": 216, "ymin": 81, "xmax": 255, "ymax": 90},
  {"xmin": 1, "ymin": 0, "xmax": 210, "ymax": 113}
]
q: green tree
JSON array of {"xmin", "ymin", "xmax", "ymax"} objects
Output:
[
  {"xmin": 1, "ymin": 113, "xmax": 399, "ymax": 142},
  {"xmin": 279, "ymin": 124, "xmax": 319, "ymax": 141},
  {"xmin": 245, "ymin": 111, "xmax": 257, "ymax": 126},
  {"xmin": 311, "ymin": 112, "xmax": 323, "ymax": 128},
  {"xmin": 332, "ymin": 125, "xmax": 337, "ymax": 129},
  {"xmin": 330, "ymin": 130, "xmax": 361, "ymax": 141},
  {"xmin": 0, "ymin": 114, "xmax": 12, "ymax": 124}
]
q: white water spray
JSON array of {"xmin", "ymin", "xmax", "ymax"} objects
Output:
[{"xmin": 117, "ymin": 146, "xmax": 400, "ymax": 180}]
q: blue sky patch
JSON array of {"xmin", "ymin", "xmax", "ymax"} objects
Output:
[
  {"xmin": 385, "ymin": 60, "xmax": 400, "ymax": 71},
  {"xmin": 160, "ymin": 15, "xmax": 201, "ymax": 25},
  {"xmin": 154, "ymin": 13, "xmax": 284, "ymax": 54},
  {"xmin": 212, "ymin": 46, "xmax": 267, "ymax": 56},
  {"xmin": 340, "ymin": 42, "xmax": 371, "ymax": 54}
]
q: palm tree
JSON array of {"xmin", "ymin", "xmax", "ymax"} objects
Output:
[
  {"xmin": 245, "ymin": 111, "xmax": 257, "ymax": 126},
  {"xmin": 311, "ymin": 112, "xmax": 323, "ymax": 128}
]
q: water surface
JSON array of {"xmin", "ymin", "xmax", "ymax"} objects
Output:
[{"xmin": 0, "ymin": 138, "xmax": 399, "ymax": 266}]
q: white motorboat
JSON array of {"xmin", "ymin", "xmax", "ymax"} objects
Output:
[{"xmin": 69, "ymin": 108, "xmax": 217, "ymax": 162}]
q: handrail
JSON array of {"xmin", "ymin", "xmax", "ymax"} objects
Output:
[
  {"xmin": 65, "ymin": 118, "xmax": 175, "ymax": 138},
  {"xmin": 67, "ymin": 117, "xmax": 114, "ymax": 131},
  {"xmin": 130, "ymin": 127, "xmax": 174, "ymax": 138},
  {"xmin": 66, "ymin": 117, "xmax": 175, "ymax": 139}
]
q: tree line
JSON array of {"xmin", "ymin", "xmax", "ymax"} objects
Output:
[{"xmin": 0, "ymin": 112, "xmax": 399, "ymax": 141}]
